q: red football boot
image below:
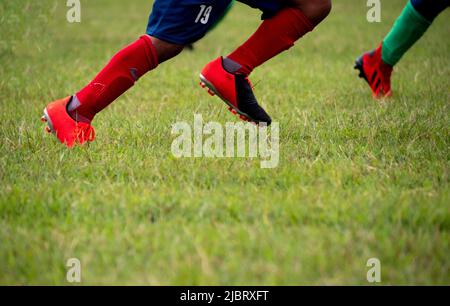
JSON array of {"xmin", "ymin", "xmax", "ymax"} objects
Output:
[
  {"xmin": 41, "ymin": 96, "xmax": 95, "ymax": 148},
  {"xmin": 200, "ymin": 57, "xmax": 272, "ymax": 126},
  {"xmin": 355, "ymin": 44, "xmax": 393, "ymax": 99}
]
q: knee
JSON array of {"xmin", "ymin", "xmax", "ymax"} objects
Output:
[
  {"xmin": 149, "ymin": 36, "xmax": 184, "ymax": 63},
  {"xmin": 315, "ymin": 0, "xmax": 333, "ymax": 21},
  {"xmin": 289, "ymin": 0, "xmax": 332, "ymax": 25}
]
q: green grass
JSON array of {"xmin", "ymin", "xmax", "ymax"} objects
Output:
[{"xmin": 0, "ymin": 0, "xmax": 449, "ymax": 285}]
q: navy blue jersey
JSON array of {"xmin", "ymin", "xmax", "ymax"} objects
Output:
[
  {"xmin": 146, "ymin": 0, "xmax": 283, "ymax": 45},
  {"xmin": 410, "ymin": 0, "xmax": 449, "ymax": 21}
]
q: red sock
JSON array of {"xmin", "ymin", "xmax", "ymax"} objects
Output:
[
  {"xmin": 71, "ymin": 35, "xmax": 158, "ymax": 122},
  {"xmin": 227, "ymin": 7, "xmax": 314, "ymax": 75}
]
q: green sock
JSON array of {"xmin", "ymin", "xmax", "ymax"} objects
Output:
[{"xmin": 382, "ymin": 1, "xmax": 432, "ymax": 66}]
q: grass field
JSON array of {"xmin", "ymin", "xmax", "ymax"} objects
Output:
[{"xmin": 0, "ymin": 0, "xmax": 449, "ymax": 285}]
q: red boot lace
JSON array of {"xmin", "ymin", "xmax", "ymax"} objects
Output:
[{"xmin": 74, "ymin": 123, "xmax": 95, "ymax": 144}]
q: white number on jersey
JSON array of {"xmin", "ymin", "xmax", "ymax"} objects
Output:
[{"xmin": 195, "ymin": 5, "xmax": 213, "ymax": 24}]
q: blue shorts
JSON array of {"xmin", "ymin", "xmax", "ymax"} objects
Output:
[{"xmin": 146, "ymin": 0, "xmax": 283, "ymax": 45}]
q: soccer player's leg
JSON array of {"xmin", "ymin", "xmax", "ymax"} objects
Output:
[
  {"xmin": 42, "ymin": 0, "xmax": 232, "ymax": 147},
  {"xmin": 355, "ymin": 0, "xmax": 449, "ymax": 99},
  {"xmin": 200, "ymin": 0, "xmax": 332, "ymax": 125},
  {"xmin": 41, "ymin": 34, "xmax": 161, "ymax": 148}
]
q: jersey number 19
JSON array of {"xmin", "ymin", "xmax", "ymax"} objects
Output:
[{"xmin": 195, "ymin": 5, "xmax": 213, "ymax": 24}]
